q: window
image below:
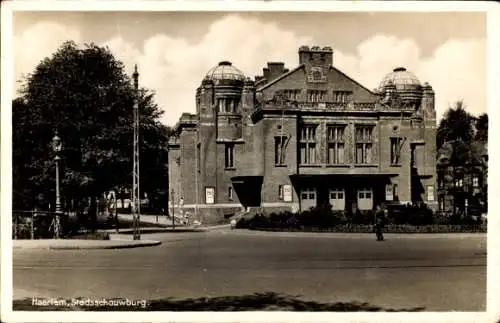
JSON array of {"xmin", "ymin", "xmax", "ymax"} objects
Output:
[
  {"xmin": 278, "ymin": 185, "xmax": 284, "ymax": 200},
  {"xmin": 390, "ymin": 137, "xmax": 403, "ymax": 165},
  {"xmin": 473, "ymin": 176, "xmax": 479, "ymax": 187},
  {"xmin": 327, "ymin": 126, "xmax": 345, "ymax": 164},
  {"xmin": 393, "ymin": 184, "xmax": 398, "ymax": 199},
  {"xmin": 439, "ymin": 198, "xmax": 444, "ymax": 211},
  {"xmin": 355, "ymin": 126, "xmax": 373, "ymax": 164},
  {"xmin": 228, "ymin": 186, "xmax": 233, "ymax": 201},
  {"xmin": 455, "ymin": 178, "xmax": 464, "ymax": 188},
  {"xmin": 307, "ymin": 90, "xmax": 327, "ymax": 102},
  {"xmin": 300, "ymin": 125, "xmax": 317, "ymax": 165},
  {"xmin": 197, "ymin": 144, "xmax": 201, "ymax": 173},
  {"xmin": 333, "ymin": 91, "xmax": 351, "ymax": 103},
  {"xmin": 410, "ymin": 145, "xmax": 416, "ymax": 167},
  {"xmin": 312, "ymin": 70, "xmax": 322, "ymax": 81},
  {"xmin": 225, "ymin": 144, "xmax": 235, "ymax": 168},
  {"xmin": 218, "ymin": 98, "xmax": 238, "ymax": 113},
  {"xmin": 274, "ymin": 136, "xmax": 287, "ymax": 165},
  {"xmin": 283, "ymin": 90, "xmax": 300, "ymax": 101},
  {"xmin": 218, "ymin": 98, "xmax": 226, "ymax": 113}
]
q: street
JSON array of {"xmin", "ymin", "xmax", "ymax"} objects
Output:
[{"xmin": 13, "ymin": 230, "xmax": 486, "ymax": 311}]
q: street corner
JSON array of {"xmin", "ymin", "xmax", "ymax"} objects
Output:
[
  {"xmin": 13, "ymin": 239, "xmax": 162, "ymax": 250},
  {"xmin": 49, "ymin": 239, "xmax": 162, "ymax": 250}
]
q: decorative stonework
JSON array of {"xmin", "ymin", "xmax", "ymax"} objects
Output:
[{"xmin": 307, "ymin": 66, "xmax": 327, "ymax": 83}]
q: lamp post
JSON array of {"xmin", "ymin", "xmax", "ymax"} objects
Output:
[{"xmin": 52, "ymin": 131, "xmax": 62, "ymax": 239}]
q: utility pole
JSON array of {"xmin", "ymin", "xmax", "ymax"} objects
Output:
[
  {"xmin": 171, "ymin": 189, "xmax": 175, "ymax": 230},
  {"xmin": 132, "ymin": 65, "xmax": 141, "ymax": 240}
]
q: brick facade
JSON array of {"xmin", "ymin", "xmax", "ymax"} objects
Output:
[{"xmin": 168, "ymin": 46, "xmax": 438, "ymax": 224}]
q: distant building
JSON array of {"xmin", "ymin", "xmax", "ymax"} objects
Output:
[
  {"xmin": 436, "ymin": 140, "xmax": 488, "ymax": 215},
  {"xmin": 168, "ymin": 45, "xmax": 438, "ymax": 223}
]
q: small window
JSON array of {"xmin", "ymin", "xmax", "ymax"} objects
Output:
[
  {"xmin": 309, "ymin": 193, "xmax": 315, "ymax": 199},
  {"xmin": 473, "ymin": 176, "xmax": 479, "ymax": 187},
  {"xmin": 330, "ymin": 192, "xmax": 336, "ymax": 199},
  {"xmin": 338, "ymin": 192, "xmax": 343, "ymax": 199},
  {"xmin": 365, "ymin": 192, "xmax": 371, "ymax": 199},
  {"xmin": 359, "ymin": 192, "xmax": 365, "ymax": 199},
  {"xmin": 225, "ymin": 144, "xmax": 235, "ymax": 168},
  {"xmin": 279, "ymin": 185, "xmax": 284, "ymax": 200},
  {"xmin": 228, "ymin": 186, "xmax": 233, "ymax": 201},
  {"xmin": 301, "ymin": 193, "xmax": 308, "ymax": 200}
]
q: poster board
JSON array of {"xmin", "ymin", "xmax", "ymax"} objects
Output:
[
  {"xmin": 283, "ymin": 185, "xmax": 293, "ymax": 202},
  {"xmin": 205, "ymin": 187, "xmax": 215, "ymax": 204},
  {"xmin": 385, "ymin": 184, "xmax": 393, "ymax": 201},
  {"xmin": 427, "ymin": 186, "xmax": 435, "ymax": 202}
]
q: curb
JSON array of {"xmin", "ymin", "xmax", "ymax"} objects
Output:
[
  {"xmin": 14, "ymin": 239, "xmax": 162, "ymax": 250},
  {"xmin": 49, "ymin": 240, "xmax": 162, "ymax": 250}
]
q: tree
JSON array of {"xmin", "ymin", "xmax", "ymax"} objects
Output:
[
  {"xmin": 437, "ymin": 100, "xmax": 475, "ymax": 149},
  {"xmin": 13, "ymin": 41, "xmax": 170, "ymax": 230},
  {"xmin": 474, "ymin": 113, "xmax": 488, "ymax": 141}
]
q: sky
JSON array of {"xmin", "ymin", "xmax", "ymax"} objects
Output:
[{"xmin": 13, "ymin": 11, "xmax": 486, "ymax": 126}]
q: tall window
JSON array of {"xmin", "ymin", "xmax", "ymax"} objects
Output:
[
  {"xmin": 333, "ymin": 91, "xmax": 351, "ymax": 103},
  {"xmin": 307, "ymin": 90, "xmax": 327, "ymax": 102},
  {"xmin": 284, "ymin": 90, "xmax": 300, "ymax": 101},
  {"xmin": 218, "ymin": 98, "xmax": 238, "ymax": 113},
  {"xmin": 218, "ymin": 98, "xmax": 226, "ymax": 113},
  {"xmin": 390, "ymin": 137, "xmax": 402, "ymax": 165},
  {"xmin": 355, "ymin": 126, "xmax": 373, "ymax": 164},
  {"xmin": 275, "ymin": 136, "xmax": 287, "ymax": 166},
  {"xmin": 455, "ymin": 178, "xmax": 464, "ymax": 188},
  {"xmin": 327, "ymin": 126, "xmax": 345, "ymax": 164},
  {"xmin": 300, "ymin": 125, "xmax": 317, "ymax": 165},
  {"xmin": 225, "ymin": 144, "xmax": 235, "ymax": 168},
  {"xmin": 197, "ymin": 143, "xmax": 201, "ymax": 173},
  {"xmin": 278, "ymin": 185, "xmax": 284, "ymax": 200},
  {"xmin": 228, "ymin": 186, "xmax": 233, "ymax": 201}
]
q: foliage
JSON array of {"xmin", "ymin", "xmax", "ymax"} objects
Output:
[
  {"xmin": 13, "ymin": 41, "xmax": 170, "ymax": 227},
  {"xmin": 236, "ymin": 203, "xmax": 483, "ymax": 231},
  {"xmin": 475, "ymin": 113, "xmax": 488, "ymax": 141},
  {"xmin": 437, "ymin": 100, "xmax": 475, "ymax": 149}
]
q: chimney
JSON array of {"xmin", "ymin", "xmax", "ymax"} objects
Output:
[
  {"xmin": 266, "ymin": 62, "xmax": 286, "ymax": 81},
  {"xmin": 298, "ymin": 45, "xmax": 333, "ymax": 67}
]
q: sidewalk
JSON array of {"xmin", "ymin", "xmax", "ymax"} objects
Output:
[
  {"xmin": 13, "ymin": 238, "xmax": 161, "ymax": 250},
  {"xmin": 117, "ymin": 213, "xmax": 185, "ymax": 227}
]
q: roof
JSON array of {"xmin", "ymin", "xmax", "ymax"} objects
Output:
[
  {"xmin": 205, "ymin": 61, "xmax": 245, "ymax": 82},
  {"xmin": 379, "ymin": 67, "xmax": 421, "ymax": 91}
]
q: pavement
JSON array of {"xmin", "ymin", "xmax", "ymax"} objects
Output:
[{"xmin": 13, "ymin": 230, "xmax": 486, "ymax": 311}]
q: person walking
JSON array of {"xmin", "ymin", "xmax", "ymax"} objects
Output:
[{"xmin": 374, "ymin": 204, "xmax": 385, "ymax": 241}]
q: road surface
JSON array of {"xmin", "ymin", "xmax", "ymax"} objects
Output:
[{"xmin": 13, "ymin": 230, "xmax": 486, "ymax": 311}]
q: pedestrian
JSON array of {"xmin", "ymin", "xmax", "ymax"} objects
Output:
[
  {"xmin": 230, "ymin": 218, "xmax": 237, "ymax": 230},
  {"xmin": 374, "ymin": 204, "xmax": 385, "ymax": 241}
]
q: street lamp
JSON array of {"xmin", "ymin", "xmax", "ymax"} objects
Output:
[{"xmin": 52, "ymin": 131, "xmax": 63, "ymax": 239}]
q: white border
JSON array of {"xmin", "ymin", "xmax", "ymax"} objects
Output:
[{"xmin": 2, "ymin": 1, "xmax": 499, "ymax": 323}]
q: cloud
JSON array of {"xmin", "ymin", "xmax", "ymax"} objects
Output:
[
  {"xmin": 14, "ymin": 21, "xmax": 82, "ymax": 88},
  {"xmin": 14, "ymin": 15, "xmax": 486, "ymax": 126},
  {"xmin": 335, "ymin": 34, "xmax": 486, "ymax": 121},
  {"xmin": 103, "ymin": 14, "xmax": 313, "ymax": 126}
]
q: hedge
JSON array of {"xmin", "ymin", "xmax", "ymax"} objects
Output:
[
  {"xmin": 248, "ymin": 224, "xmax": 486, "ymax": 234},
  {"xmin": 235, "ymin": 204, "xmax": 486, "ymax": 233}
]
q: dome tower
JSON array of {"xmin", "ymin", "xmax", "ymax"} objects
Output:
[
  {"xmin": 198, "ymin": 61, "xmax": 246, "ymax": 141},
  {"xmin": 379, "ymin": 67, "xmax": 423, "ymax": 105}
]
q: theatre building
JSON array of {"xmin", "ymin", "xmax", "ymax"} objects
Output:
[{"xmin": 168, "ymin": 45, "xmax": 437, "ymax": 223}]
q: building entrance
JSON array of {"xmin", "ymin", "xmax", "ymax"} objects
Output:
[{"xmin": 300, "ymin": 188, "xmax": 317, "ymax": 211}]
